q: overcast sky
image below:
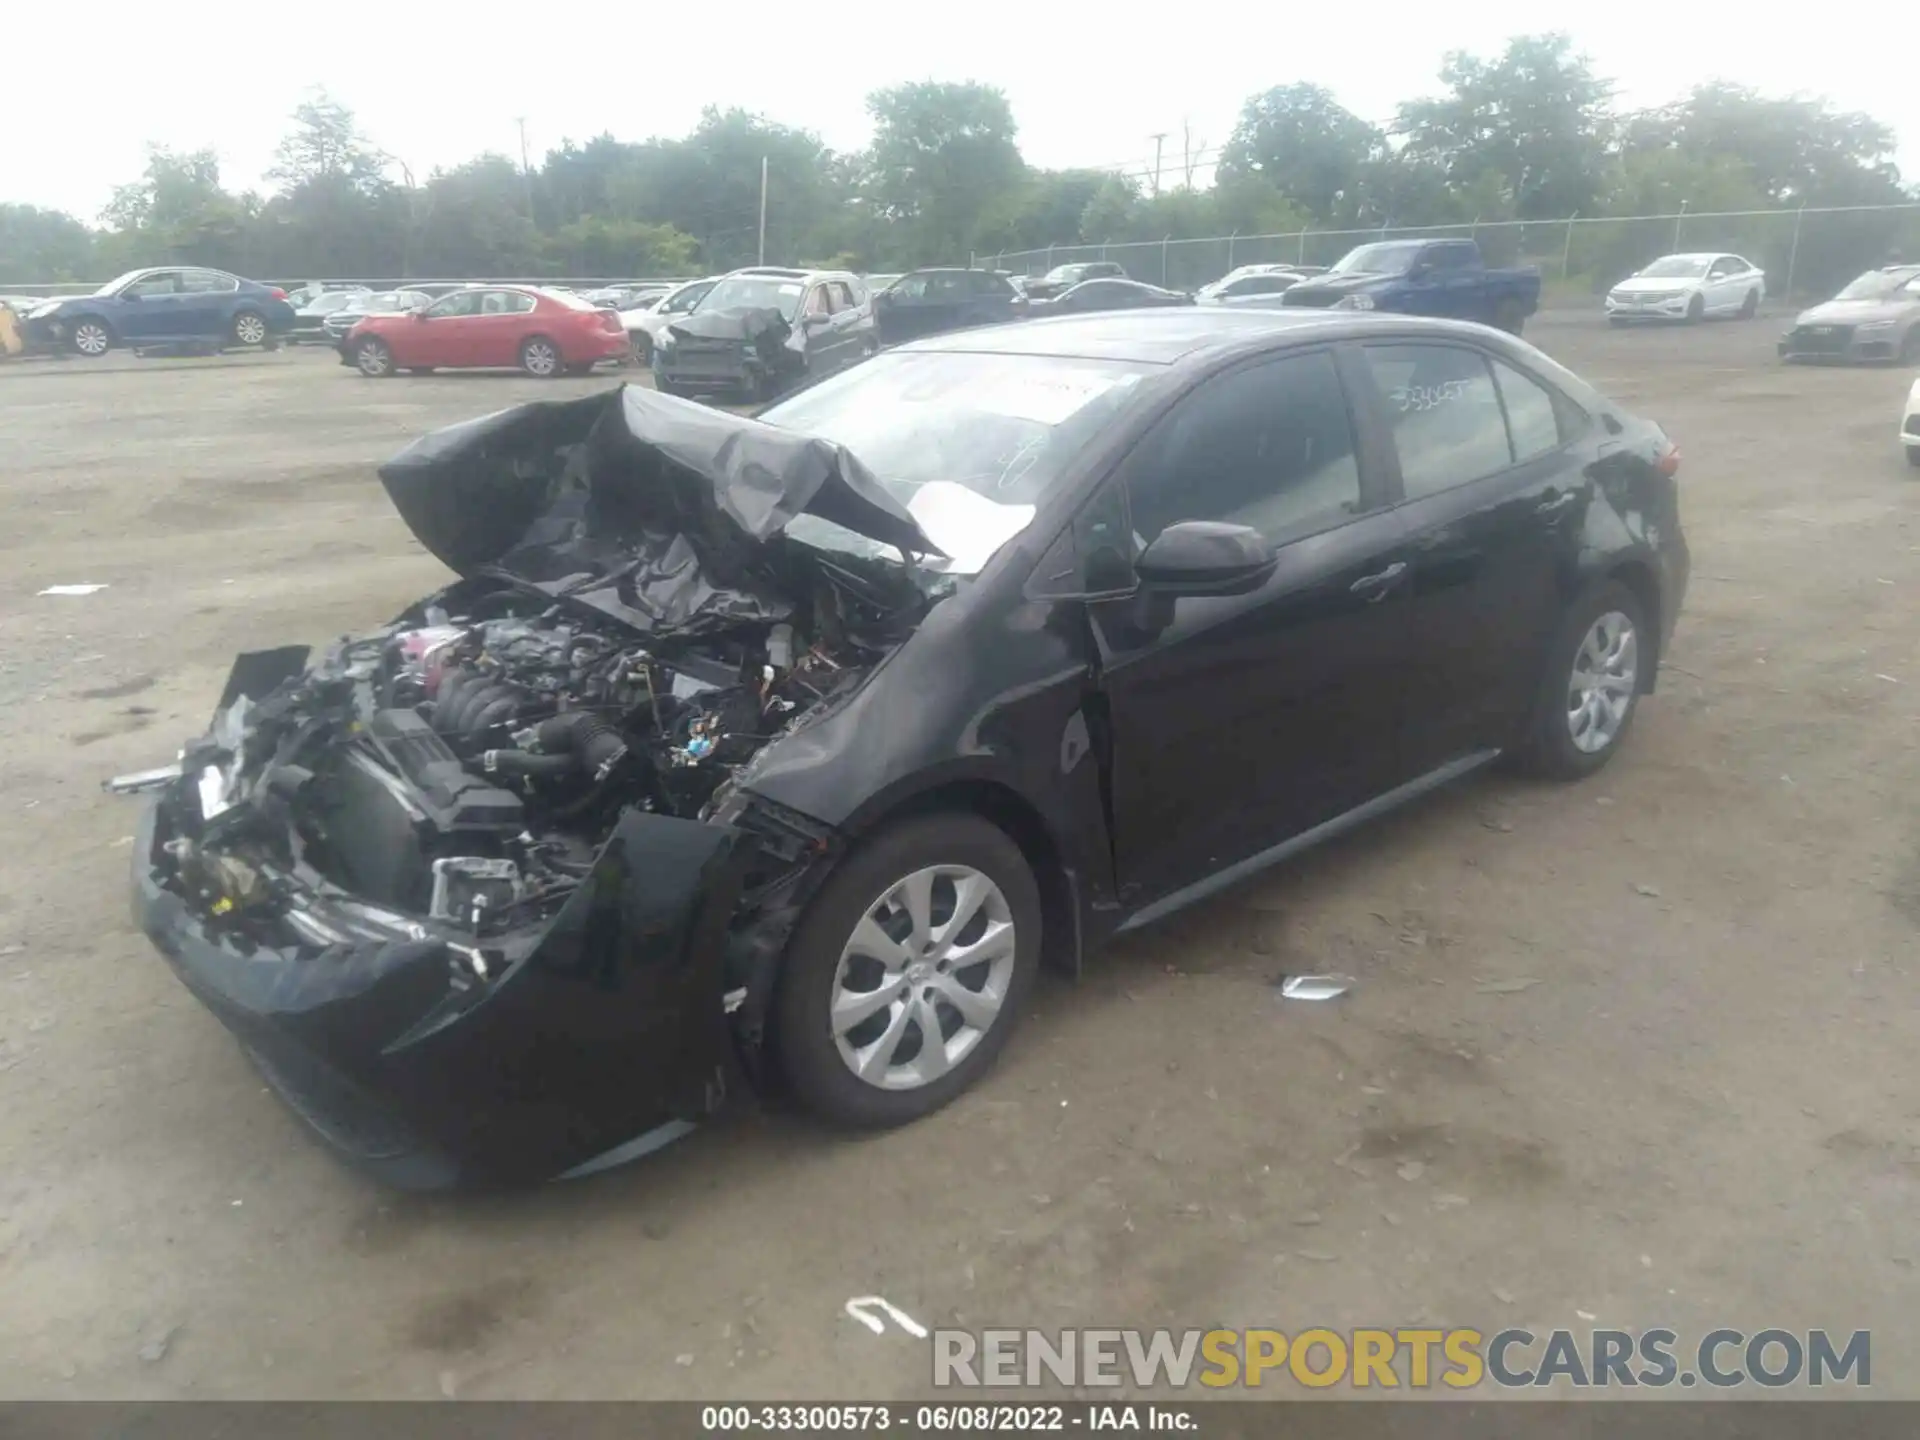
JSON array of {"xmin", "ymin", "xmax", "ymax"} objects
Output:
[{"xmin": 8, "ymin": 0, "xmax": 1914, "ymax": 220}]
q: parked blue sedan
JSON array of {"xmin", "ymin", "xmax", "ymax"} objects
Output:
[{"xmin": 24, "ymin": 268, "xmax": 297, "ymax": 356}]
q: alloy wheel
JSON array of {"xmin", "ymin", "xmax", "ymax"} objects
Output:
[
  {"xmin": 523, "ymin": 340, "xmax": 558, "ymax": 376},
  {"xmin": 830, "ymin": 865, "xmax": 1017, "ymax": 1092},
  {"xmin": 1567, "ymin": 610, "xmax": 1639, "ymax": 754},
  {"xmin": 73, "ymin": 322, "xmax": 109, "ymax": 357},
  {"xmin": 233, "ymin": 312, "xmax": 267, "ymax": 345},
  {"xmin": 355, "ymin": 340, "xmax": 392, "ymax": 377}
]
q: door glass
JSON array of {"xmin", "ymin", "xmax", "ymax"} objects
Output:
[
  {"xmin": 1361, "ymin": 344, "xmax": 1512, "ymax": 499},
  {"xmin": 126, "ymin": 272, "xmax": 181, "ymax": 297},
  {"xmin": 829, "ymin": 281, "xmax": 858, "ymax": 309},
  {"xmin": 499, "ymin": 291, "xmax": 537, "ymax": 314},
  {"xmin": 804, "ymin": 286, "xmax": 832, "ymax": 318},
  {"xmin": 1128, "ymin": 350, "xmax": 1363, "ymax": 548},
  {"xmin": 895, "ymin": 274, "xmax": 930, "ymax": 301},
  {"xmin": 1490, "ymin": 358, "xmax": 1565, "ymax": 463},
  {"xmin": 180, "ymin": 269, "xmax": 238, "ymax": 294},
  {"xmin": 427, "ymin": 291, "xmax": 483, "ymax": 318}
]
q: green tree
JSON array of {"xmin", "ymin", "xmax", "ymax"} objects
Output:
[
  {"xmin": 867, "ymin": 82, "xmax": 1025, "ymax": 263},
  {"xmin": 1620, "ymin": 84, "xmax": 1904, "ymax": 206},
  {"xmin": 1219, "ymin": 84, "xmax": 1381, "ymax": 220},
  {"xmin": 1077, "ymin": 176, "xmax": 1140, "ymax": 245},
  {"xmin": 0, "ymin": 204, "xmax": 94, "ymax": 282},
  {"xmin": 413, "ymin": 156, "xmax": 543, "ymax": 274},
  {"xmin": 1398, "ymin": 33, "xmax": 1612, "ymax": 219},
  {"xmin": 268, "ymin": 90, "xmax": 389, "ymax": 191},
  {"xmin": 97, "ymin": 147, "xmax": 259, "ymax": 273},
  {"xmin": 544, "ymin": 216, "xmax": 698, "ymax": 275}
]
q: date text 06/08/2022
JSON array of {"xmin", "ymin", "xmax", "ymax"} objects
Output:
[{"xmin": 700, "ymin": 1404, "xmax": 1198, "ymax": 1432}]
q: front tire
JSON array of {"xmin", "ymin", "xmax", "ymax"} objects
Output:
[
  {"xmin": 773, "ymin": 814, "xmax": 1042, "ymax": 1129},
  {"xmin": 1517, "ymin": 581, "xmax": 1649, "ymax": 780},
  {"xmin": 230, "ymin": 309, "xmax": 268, "ymax": 347},
  {"xmin": 1685, "ymin": 292, "xmax": 1705, "ymax": 324},
  {"xmin": 353, "ymin": 337, "xmax": 395, "ymax": 378},
  {"xmin": 519, "ymin": 336, "xmax": 561, "ymax": 377},
  {"xmin": 70, "ymin": 318, "xmax": 112, "ymax": 357},
  {"xmin": 1492, "ymin": 298, "xmax": 1525, "ymax": 335}
]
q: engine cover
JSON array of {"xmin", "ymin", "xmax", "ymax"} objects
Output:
[{"xmin": 305, "ymin": 709, "xmax": 524, "ymax": 912}]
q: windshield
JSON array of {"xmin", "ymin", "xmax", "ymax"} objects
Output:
[
  {"xmin": 364, "ymin": 292, "xmax": 413, "ymax": 313},
  {"xmin": 1638, "ymin": 256, "xmax": 1713, "ymax": 279},
  {"xmin": 757, "ymin": 350, "xmax": 1152, "ymax": 572},
  {"xmin": 1329, "ymin": 242, "xmax": 1426, "ymax": 276},
  {"xmin": 1043, "ymin": 264, "xmax": 1096, "ymax": 283},
  {"xmin": 1833, "ymin": 269, "xmax": 1920, "ymax": 301},
  {"xmin": 308, "ymin": 292, "xmax": 359, "ymax": 313},
  {"xmin": 696, "ymin": 276, "xmax": 806, "ymax": 321}
]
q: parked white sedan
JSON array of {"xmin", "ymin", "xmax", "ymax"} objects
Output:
[
  {"xmin": 619, "ymin": 277, "xmax": 718, "ymax": 363},
  {"xmin": 1607, "ymin": 253, "xmax": 1766, "ymax": 323},
  {"xmin": 1902, "ymin": 376, "xmax": 1920, "ymax": 469}
]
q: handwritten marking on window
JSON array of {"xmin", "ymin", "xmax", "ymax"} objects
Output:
[{"xmin": 1389, "ymin": 379, "xmax": 1473, "ymax": 413}]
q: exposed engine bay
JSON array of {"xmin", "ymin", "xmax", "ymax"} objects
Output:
[{"xmin": 159, "ymin": 576, "xmax": 884, "ymax": 959}]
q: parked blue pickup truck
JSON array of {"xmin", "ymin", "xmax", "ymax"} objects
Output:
[{"xmin": 1279, "ymin": 238, "xmax": 1541, "ymax": 334}]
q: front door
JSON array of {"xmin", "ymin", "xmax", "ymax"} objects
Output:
[
  {"xmin": 1092, "ymin": 346, "xmax": 1420, "ymax": 909},
  {"xmin": 1350, "ymin": 340, "xmax": 1587, "ymax": 773},
  {"xmin": 410, "ymin": 289, "xmax": 486, "ymax": 366},
  {"xmin": 116, "ymin": 270, "xmax": 185, "ymax": 341}
]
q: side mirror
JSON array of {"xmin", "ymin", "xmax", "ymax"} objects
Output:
[{"xmin": 1136, "ymin": 521, "xmax": 1276, "ymax": 597}]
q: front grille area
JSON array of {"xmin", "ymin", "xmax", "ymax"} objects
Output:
[{"xmin": 1785, "ymin": 325, "xmax": 1853, "ymax": 355}]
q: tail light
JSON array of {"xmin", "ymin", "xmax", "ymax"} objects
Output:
[
  {"xmin": 1655, "ymin": 439, "xmax": 1681, "ymax": 477},
  {"xmin": 268, "ymin": 287, "xmax": 288, "ymax": 300}
]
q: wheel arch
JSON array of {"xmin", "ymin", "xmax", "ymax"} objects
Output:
[
  {"xmin": 841, "ymin": 777, "xmax": 1082, "ymax": 978},
  {"xmin": 1601, "ymin": 557, "xmax": 1664, "ymax": 692}
]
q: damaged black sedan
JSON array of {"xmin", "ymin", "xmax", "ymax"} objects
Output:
[{"xmin": 119, "ymin": 309, "xmax": 1688, "ymax": 1189}]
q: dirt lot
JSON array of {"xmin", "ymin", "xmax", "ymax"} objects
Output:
[{"xmin": 2, "ymin": 316, "xmax": 1918, "ymax": 1401}]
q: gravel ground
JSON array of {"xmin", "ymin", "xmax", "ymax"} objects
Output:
[{"xmin": 2, "ymin": 315, "xmax": 1918, "ymax": 1400}]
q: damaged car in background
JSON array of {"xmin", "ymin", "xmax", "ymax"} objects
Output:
[
  {"xmin": 651, "ymin": 266, "xmax": 876, "ymax": 403},
  {"xmin": 115, "ymin": 308, "xmax": 1688, "ymax": 1190}
]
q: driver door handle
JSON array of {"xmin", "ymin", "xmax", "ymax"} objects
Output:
[{"xmin": 1350, "ymin": 561, "xmax": 1407, "ymax": 602}]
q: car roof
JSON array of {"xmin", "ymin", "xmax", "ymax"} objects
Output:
[{"xmin": 900, "ymin": 308, "xmax": 1524, "ymax": 367}]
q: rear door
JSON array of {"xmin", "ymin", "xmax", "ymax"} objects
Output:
[
  {"xmin": 477, "ymin": 289, "xmax": 540, "ymax": 366},
  {"xmin": 178, "ymin": 268, "xmax": 240, "ymax": 338},
  {"xmin": 1087, "ymin": 347, "xmax": 1419, "ymax": 908},
  {"xmin": 1353, "ymin": 339, "xmax": 1593, "ymax": 773}
]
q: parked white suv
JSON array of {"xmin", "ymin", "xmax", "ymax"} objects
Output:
[{"xmin": 620, "ymin": 277, "xmax": 718, "ymax": 362}]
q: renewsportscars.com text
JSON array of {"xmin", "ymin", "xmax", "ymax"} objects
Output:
[{"xmin": 932, "ymin": 1327, "xmax": 1870, "ymax": 1390}]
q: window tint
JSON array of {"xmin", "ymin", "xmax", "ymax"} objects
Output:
[
  {"xmin": 969, "ymin": 270, "xmax": 1009, "ymax": 297},
  {"xmin": 180, "ymin": 269, "xmax": 237, "ymax": 294},
  {"xmin": 1128, "ymin": 350, "xmax": 1363, "ymax": 548},
  {"xmin": 126, "ymin": 271, "xmax": 180, "ymax": 297},
  {"xmin": 427, "ymin": 291, "xmax": 483, "ymax": 318},
  {"xmin": 1490, "ymin": 357, "xmax": 1563, "ymax": 462},
  {"xmin": 829, "ymin": 281, "xmax": 858, "ymax": 309},
  {"xmin": 804, "ymin": 285, "xmax": 832, "ymax": 317},
  {"xmin": 1426, "ymin": 245, "xmax": 1474, "ymax": 271},
  {"xmin": 504, "ymin": 291, "xmax": 538, "ymax": 314},
  {"xmin": 1707, "ymin": 258, "xmax": 1731, "ymax": 278},
  {"xmin": 1362, "ymin": 344, "xmax": 1512, "ymax": 498}
]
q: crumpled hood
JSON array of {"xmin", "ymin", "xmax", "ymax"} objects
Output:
[
  {"xmin": 377, "ymin": 385, "xmax": 939, "ymax": 637},
  {"xmin": 1282, "ymin": 272, "xmax": 1393, "ymax": 306},
  {"xmin": 664, "ymin": 305, "xmax": 791, "ymax": 345},
  {"xmin": 1794, "ymin": 298, "xmax": 1915, "ymax": 327}
]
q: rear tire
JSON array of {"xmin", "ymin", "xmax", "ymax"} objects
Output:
[
  {"xmin": 1492, "ymin": 298, "xmax": 1525, "ymax": 335},
  {"xmin": 518, "ymin": 336, "xmax": 561, "ymax": 377},
  {"xmin": 1516, "ymin": 581, "xmax": 1650, "ymax": 780},
  {"xmin": 230, "ymin": 309, "xmax": 269, "ymax": 347},
  {"xmin": 773, "ymin": 813, "xmax": 1042, "ymax": 1129},
  {"xmin": 353, "ymin": 337, "xmax": 394, "ymax": 378}
]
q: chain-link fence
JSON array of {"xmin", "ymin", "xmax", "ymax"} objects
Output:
[{"xmin": 978, "ymin": 203, "xmax": 1920, "ymax": 302}]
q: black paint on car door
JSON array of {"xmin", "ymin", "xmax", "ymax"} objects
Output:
[
  {"xmin": 1351, "ymin": 340, "xmax": 1592, "ymax": 772},
  {"xmin": 1087, "ymin": 347, "xmax": 1420, "ymax": 909}
]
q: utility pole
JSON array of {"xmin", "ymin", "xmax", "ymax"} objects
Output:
[
  {"xmin": 758, "ymin": 155, "xmax": 769, "ymax": 265},
  {"xmin": 1148, "ymin": 133, "xmax": 1167, "ymax": 198},
  {"xmin": 514, "ymin": 116, "xmax": 535, "ymax": 221}
]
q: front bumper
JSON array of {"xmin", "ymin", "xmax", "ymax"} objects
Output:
[
  {"xmin": 1606, "ymin": 294, "xmax": 1691, "ymax": 320},
  {"xmin": 653, "ymin": 344, "xmax": 762, "ymax": 392},
  {"xmin": 1778, "ymin": 327, "xmax": 1902, "ymax": 362},
  {"xmin": 132, "ymin": 781, "xmax": 752, "ymax": 1189}
]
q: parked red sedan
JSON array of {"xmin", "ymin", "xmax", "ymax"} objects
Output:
[{"xmin": 344, "ymin": 285, "xmax": 630, "ymax": 378}]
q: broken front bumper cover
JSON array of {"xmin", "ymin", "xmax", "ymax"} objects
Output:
[{"xmin": 131, "ymin": 776, "xmax": 752, "ymax": 1190}]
